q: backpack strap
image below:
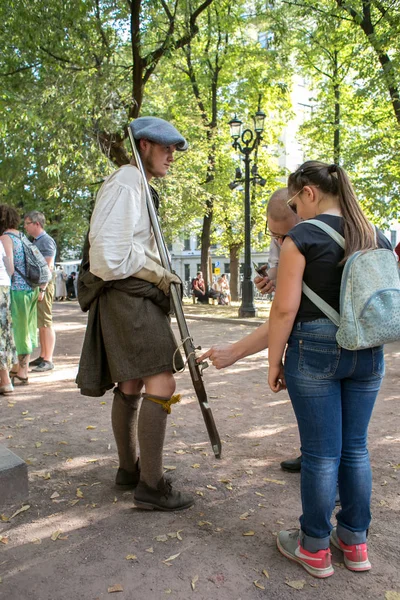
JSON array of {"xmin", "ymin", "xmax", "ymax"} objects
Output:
[
  {"xmin": 302, "ymin": 282, "xmax": 340, "ymax": 326},
  {"xmin": 296, "ymin": 219, "xmax": 344, "ymax": 327},
  {"xmin": 303, "ymin": 219, "xmax": 345, "ymax": 248}
]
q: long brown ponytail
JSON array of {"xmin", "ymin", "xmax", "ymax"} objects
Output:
[{"xmin": 287, "ymin": 161, "xmax": 375, "ymax": 262}]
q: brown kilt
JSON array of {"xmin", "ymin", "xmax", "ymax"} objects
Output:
[{"xmin": 76, "ymin": 278, "xmax": 184, "ymax": 397}]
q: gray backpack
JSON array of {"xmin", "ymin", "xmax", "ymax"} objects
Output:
[
  {"xmin": 300, "ymin": 220, "xmax": 400, "ymax": 350},
  {"xmin": 6, "ymin": 232, "xmax": 51, "ymax": 289}
]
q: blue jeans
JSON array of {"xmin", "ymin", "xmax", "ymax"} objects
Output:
[{"xmin": 284, "ymin": 319, "xmax": 384, "ymax": 552}]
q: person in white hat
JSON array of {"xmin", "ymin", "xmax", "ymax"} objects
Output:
[{"xmin": 77, "ymin": 117, "xmax": 194, "ymax": 511}]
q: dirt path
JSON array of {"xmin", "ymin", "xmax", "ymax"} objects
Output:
[{"xmin": 0, "ymin": 302, "xmax": 399, "ymax": 600}]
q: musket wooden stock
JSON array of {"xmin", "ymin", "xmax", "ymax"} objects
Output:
[{"xmin": 128, "ymin": 125, "xmax": 222, "ymax": 459}]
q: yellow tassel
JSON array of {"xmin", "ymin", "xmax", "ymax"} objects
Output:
[{"xmin": 144, "ymin": 394, "xmax": 181, "ymax": 414}]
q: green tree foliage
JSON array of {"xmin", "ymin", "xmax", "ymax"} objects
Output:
[{"xmin": 265, "ymin": 0, "xmax": 400, "ymax": 223}]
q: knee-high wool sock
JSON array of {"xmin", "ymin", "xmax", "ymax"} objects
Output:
[
  {"xmin": 111, "ymin": 388, "xmax": 141, "ymax": 472},
  {"xmin": 137, "ymin": 393, "xmax": 171, "ymax": 488}
]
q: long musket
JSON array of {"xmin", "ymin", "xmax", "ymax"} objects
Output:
[{"xmin": 128, "ymin": 125, "xmax": 222, "ymax": 459}]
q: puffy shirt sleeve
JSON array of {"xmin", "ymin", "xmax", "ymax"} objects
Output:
[{"xmin": 89, "ymin": 167, "xmax": 148, "ymax": 281}]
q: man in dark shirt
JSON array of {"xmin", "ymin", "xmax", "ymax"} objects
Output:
[{"xmin": 24, "ymin": 211, "xmax": 57, "ymax": 372}]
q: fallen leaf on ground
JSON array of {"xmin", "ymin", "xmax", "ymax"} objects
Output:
[
  {"xmin": 255, "ymin": 492, "xmax": 265, "ymax": 497},
  {"xmin": 206, "ymin": 485, "xmax": 217, "ymax": 490},
  {"xmin": 191, "ymin": 575, "xmax": 199, "ymax": 590},
  {"xmin": 164, "ymin": 590, "xmax": 172, "ymax": 595},
  {"xmin": 22, "ymin": 411, "xmax": 28, "ymax": 415},
  {"xmin": 31, "ymin": 538, "xmax": 41, "ymax": 544},
  {"xmin": 86, "ymin": 459, "xmax": 98, "ymax": 463},
  {"xmin": 34, "ymin": 442, "xmax": 42, "ymax": 448},
  {"xmin": 163, "ymin": 552, "xmax": 181, "ymax": 563},
  {"xmin": 9, "ymin": 505, "xmax": 30, "ymax": 520},
  {"xmin": 0, "ymin": 515, "xmax": 9, "ymax": 522},
  {"xmin": 86, "ymin": 425, "xmax": 96, "ymax": 430},
  {"xmin": 254, "ymin": 581, "xmax": 265, "ymax": 590},
  {"xmin": 58, "ymin": 441, "xmax": 68, "ymax": 445},
  {"xmin": 50, "ymin": 492, "xmax": 60, "ymax": 499},
  {"xmin": 263, "ymin": 477, "xmax": 285, "ymax": 485},
  {"xmin": 76, "ymin": 488, "xmax": 84, "ymax": 498},
  {"xmin": 145, "ymin": 547, "xmax": 154, "ymax": 553},
  {"xmin": 196, "ymin": 491, "xmax": 204, "ymax": 497},
  {"xmin": 191, "ymin": 464, "xmax": 200, "ymax": 469},
  {"xmin": 125, "ymin": 554, "xmax": 137, "ymax": 560},
  {"xmin": 0, "ymin": 536, "xmax": 9, "ymax": 545},
  {"xmin": 198, "ymin": 521, "xmax": 212, "ymax": 526},
  {"xmin": 243, "ymin": 531, "xmax": 255, "ymax": 536},
  {"xmin": 108, "ymin": 584, "xmax": 123, "ymax": 593},
  {"xmin": 385, "ymin": 593, "xmax": 400, "ymax": 600},
  {"xmin": 239, "ymin": 512, "xmax": 249, "ymax": 520},
  {"xmin": 51, "ymin": 530, "xmax": 63, "ymax": 541},
  {"xmin": 262, "ymin": 569, "xmax": 269, "ymax": 578},
  {"xmin": 69, "ymin": 499, "xmax": 80, "ymax": 506},
  {"xmin": 156, "ymin": 534, "xmax": 168, "ymax": 542},
  {"xmin": 163, "ymin": 466, "xmax": 176, "ymax": 471},
  {"xmin": 40, "ymin": 428, "xmax": 48, "ymax": 433},
  {"xmin": 286, "ymin": 579, "xmax": 306, "ymax": 590},
  {"xmin": 245, "ymin": 469, "xmax": 253, "ymax": 475},
  {"xmin": 176, "ymin": 530, "xmax": 183, "ymax": 541},
  {"xmin": 174, "ymin": 450, "xmax": 185, "ymax": 454}
]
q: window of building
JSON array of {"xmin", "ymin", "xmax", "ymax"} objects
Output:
[
  {"xmin": 183, "ymin": 236, "xmax": 191, "ymax": 251},
  {"xmin": 184, "ymin": 264, "xmax": 191, "ymax": 282},
  {"xmin": 390, "ymin": 230, "xmax": 397, "ymax": 248},
  {"xmin": 224, "ymin": 263, "xmax": 230, "ymax": 273},
  {"xmin": 258, "ymin": 31, "xmax": 275, "ymax": 49}
]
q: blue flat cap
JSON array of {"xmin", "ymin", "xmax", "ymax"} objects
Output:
[{"xmin": 130, "ymin": 117, "xmax": 188, "ymax": 151}]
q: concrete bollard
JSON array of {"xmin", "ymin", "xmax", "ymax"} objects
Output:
[{"xmin": 0, "ymin": 445, "xmax": 29, "ymax": 508}]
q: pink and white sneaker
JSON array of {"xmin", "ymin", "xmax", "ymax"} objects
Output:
[
  {"xmin": 277, "ymin": 530, "xmax": 334, "ymax": 578},
  {"xmin": 331, "ymin": 527, "xmax": 371, "ymax": 571}
]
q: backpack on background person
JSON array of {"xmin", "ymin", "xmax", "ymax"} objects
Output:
[{"xmin": 6, "ymin": 232, "xmax": 51, "ymax": 288}]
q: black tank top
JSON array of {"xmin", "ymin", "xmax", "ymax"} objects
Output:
[{"xmin": 287, "ymin": 214, "xmax": 392, "ymax": 322}]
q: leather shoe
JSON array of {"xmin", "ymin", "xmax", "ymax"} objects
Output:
[
  {"xmin": 280, "ymin": 455, "xmax": 302, "ymax": 472},
  {"xmin": 134, "ymin": 477, "xmax": 194, "ymax": 511},
  {"xmin": 115, "ymin": 459, "xmax": 140, "ymax": 489}
]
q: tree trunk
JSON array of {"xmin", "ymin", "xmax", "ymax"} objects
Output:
[
  {"xmin": 333, "ymin": 50, "xmax": 340, "ymax": 164},
  {"xmin": 229, "ymin": 243, "xmax": 241, "ymax": 302}
]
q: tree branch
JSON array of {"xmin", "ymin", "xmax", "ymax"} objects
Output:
[{"xmin": 0, "ymin": 62, "xmax": 41, "ymax": 76}]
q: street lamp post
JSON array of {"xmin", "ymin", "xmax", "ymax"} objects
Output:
[{"xmin": 228, "ymin": 110, "xmax": 266, "ymax": 318}]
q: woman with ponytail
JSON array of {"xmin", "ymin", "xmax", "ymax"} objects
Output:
[{"xmin": 268, "ymin": 161, "xmax": 392, "ymax": 578}]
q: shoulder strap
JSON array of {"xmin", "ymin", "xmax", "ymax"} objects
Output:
[
  {"xmin": 296, "ymin": 219, "xmax": 344, "ymax": 326},
  {"xmin": 300, "ymin": 219, "xmax": 345, "ymax": 248},
  {"xmin": 302, "ymin": 282, "xmax": 340, "ymax": 326}
]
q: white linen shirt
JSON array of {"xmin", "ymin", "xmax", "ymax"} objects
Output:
[{"xmin": 89, "ymin": 164, "xmax": 160, "ymax": 281}]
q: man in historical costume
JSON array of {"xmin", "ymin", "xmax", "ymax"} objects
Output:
[{"xmin": 76, "ymin": 117, "xmax": 194, "ymax": 511}]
